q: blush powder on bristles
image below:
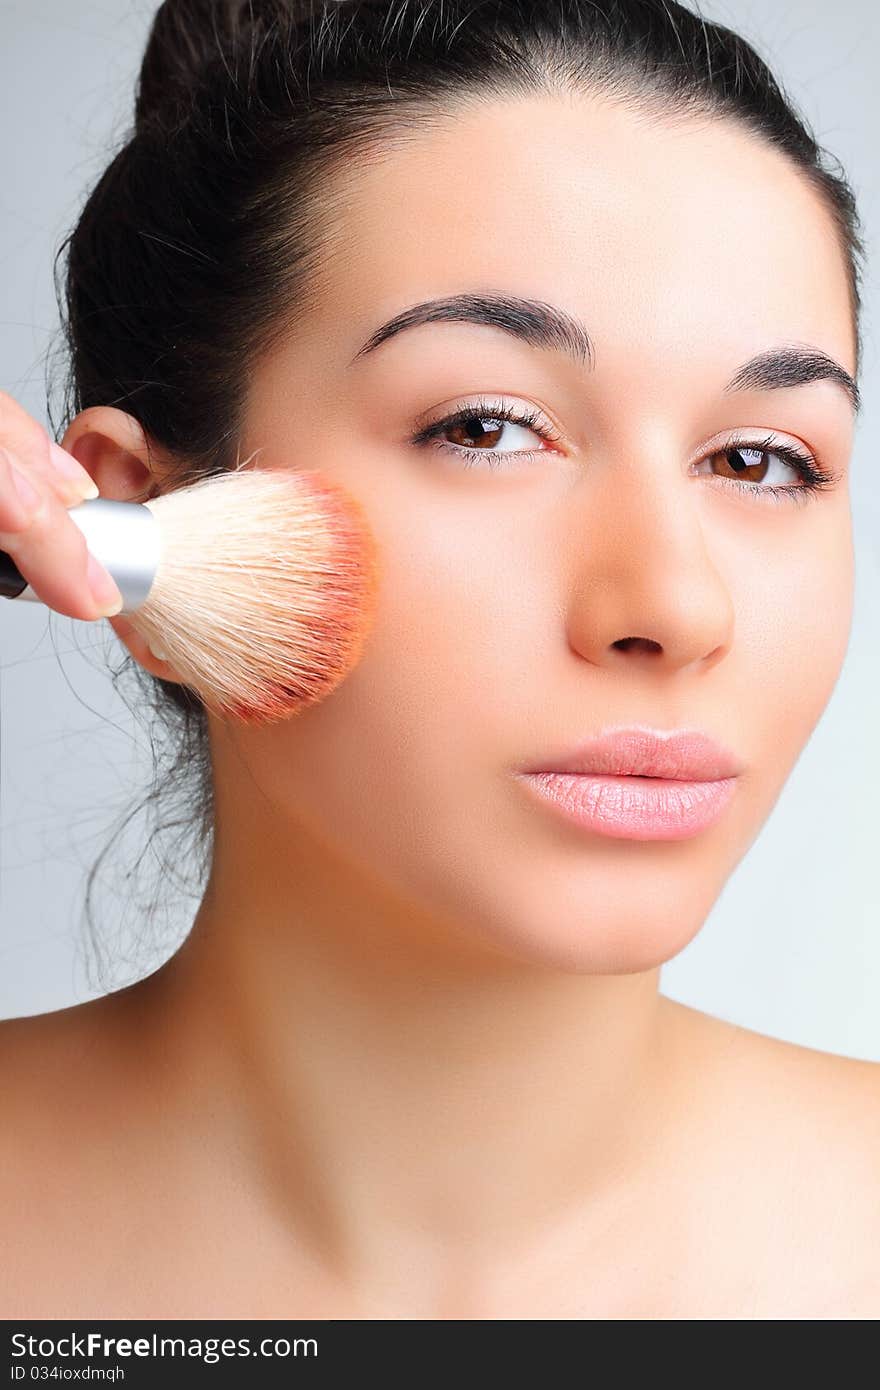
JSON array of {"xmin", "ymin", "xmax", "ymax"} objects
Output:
[{"xmin": 129, "ymin": 466, "xmax": 381, "ymax": 724}]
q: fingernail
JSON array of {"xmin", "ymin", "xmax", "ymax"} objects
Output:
[
  {"xmin": 86, "ymin": 551, "xmax": 124, "ymax": 617},
  {"xmin": 49, "ymin": 443, "xmax": 100, "ymax": 500}
]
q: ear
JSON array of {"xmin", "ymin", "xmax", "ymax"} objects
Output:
[
  {"xmin": 103, "ymin": 612, "xmax": 178, "ymax": 682},
  {"xmin": 60, "ymin": 405, "xmax": 158, "ymax": 503},
  {"xmin": 61, "ymin": 407, "xmax": 178, "ymax": 682}
]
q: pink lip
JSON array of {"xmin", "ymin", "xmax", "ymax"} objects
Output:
[{"xmin": 513, "ymin": 725, "xmax": 743, "ymax": 841}]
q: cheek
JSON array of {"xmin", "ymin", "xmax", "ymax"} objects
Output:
[
  {"xmin": 729, "ymin": 501, "xmax": 853, "ymax": 780},
  {"xmin": 240, "ymin": 491, "xmax": 548, "ymax": 883}
]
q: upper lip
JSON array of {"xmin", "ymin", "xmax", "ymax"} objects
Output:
[{"xmin": 517, "ymin": 725, "xmax": 744, "ymax": 781}]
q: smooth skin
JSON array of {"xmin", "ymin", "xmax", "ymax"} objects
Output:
[{"xmin": 1, "ymin": 93, "xmax": 878, "ymax": 1319}]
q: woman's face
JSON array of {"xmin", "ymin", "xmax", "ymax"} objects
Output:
[{"xmin": 227, "ymin": 94, "xmax": 856, "ymax": 972}]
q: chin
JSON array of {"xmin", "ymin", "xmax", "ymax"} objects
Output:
[{"xmin": 414, "ymin": 834, "xmax": 732, "ymax": 976}]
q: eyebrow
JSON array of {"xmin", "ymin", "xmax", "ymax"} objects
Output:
[{"xmin": 348, "ymin": 292, "xmax": 860, "ymax": 416}]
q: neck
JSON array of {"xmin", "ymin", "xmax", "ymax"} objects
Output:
[{"xmin": 134, "ymin": 795, "xmax": 679, "ymax": 1296}]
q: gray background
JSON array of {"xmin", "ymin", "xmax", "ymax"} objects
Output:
[{"xmin": 1, "ymin": 0, "xmax": 878, "ymax": 1057}]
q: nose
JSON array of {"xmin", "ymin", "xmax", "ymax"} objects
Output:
[{"xmin": 564, "ymin": 453, "xmax": 735, "ymax": 676}]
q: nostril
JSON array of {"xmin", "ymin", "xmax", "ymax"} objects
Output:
[{"xmin": 613, "ymin": 637, "xmax": 662, "ymax": 654}]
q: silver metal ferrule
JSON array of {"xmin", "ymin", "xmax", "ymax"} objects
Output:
[{"xmin": 13, "ymin": 498, "xmax": 162, "ymax": 613}]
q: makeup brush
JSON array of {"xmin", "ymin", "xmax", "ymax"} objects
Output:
[{"xmin": 0, "ymin": 467, "xmax": 381, "ymax": 725}]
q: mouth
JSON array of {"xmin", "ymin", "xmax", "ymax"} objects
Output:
[
  {"xmin": 513, "ymin": 769, "xmax": 738, "ymax": 841},
  {"xmin": 513, "ymin": 725, "xmax": 743, "ymax": 841}
]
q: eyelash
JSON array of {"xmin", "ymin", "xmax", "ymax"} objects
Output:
[{"xmin": 410, "ymin": 398, "xmax": 838, "ymax": 504}]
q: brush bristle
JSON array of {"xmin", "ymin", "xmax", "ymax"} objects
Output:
[{"xmin": 131, "ymin": 467, "xmax": 381, "ymax": 724}]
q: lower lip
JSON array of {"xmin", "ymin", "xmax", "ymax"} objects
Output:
[{"xmin": 515, "ymin": 771, "xmax": 738, "ymax": 840}]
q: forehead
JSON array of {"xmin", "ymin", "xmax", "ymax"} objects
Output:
[{"xmin": 313, "ymin": 94, "xmax": 855, "ymax": 380}]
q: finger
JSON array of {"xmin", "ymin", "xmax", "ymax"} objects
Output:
[
  {"xmin": 0, "ymin": 447, "xmax": 122, "ymax": 621},
  {"xmin": 0, "ymin": 389, "xmax": 99, "ymax": 508}
]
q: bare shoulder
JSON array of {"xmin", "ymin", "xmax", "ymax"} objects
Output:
[
  {"xmin": 0, "ymin": 988, "xmax": 134, "ymax": 1102},
  {"xmin": 662, "ymin": 991, "xmax": 880, "ymax": 1099},
  {"xmin": 665, "ymin": 995, "xmax": 880, "ymax": 1162},
  {"xmin": 0, "ymin": 984, "xmax": 158, "ymax": 1194},
  {"xmin": 661, "ymin": 997, "xmax": 880, "ymax": 1315},
  {"xmin": 0, "ymin": 998, "xmax": 120, "ymax": 1180},
  {"xmin": 0, "ymin": 984, "xmax": 183, "ymax": 1315}
]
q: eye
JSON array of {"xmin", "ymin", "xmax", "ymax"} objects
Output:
[
  {"xmin": 693, "ymin": 433, "xmax": 838, "ymax": 505},
  {"xmin": 410, "ymin": 404, "xmax": 839, "ymax": 505},
  {"xmin": 410, "ymin": 398, "xmax": 559, "ymax": 470}
]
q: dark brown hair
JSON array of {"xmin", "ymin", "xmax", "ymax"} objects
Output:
[{"xmin": 50, "ymin": 0, "xmax": 865, "ymax": 988}]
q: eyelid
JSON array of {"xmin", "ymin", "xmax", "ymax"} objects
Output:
[
  {"xmin": 697, "ymin": 427, "xmax": 814, "ymax": 461},
  {"xmin": 413, "ymin": 395, "xmax": 563, "ymax": 439}
]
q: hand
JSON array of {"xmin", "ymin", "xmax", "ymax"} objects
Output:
[{"xmin": 0, "ymin": 389, "xmax": 123, "ymax": 619}]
